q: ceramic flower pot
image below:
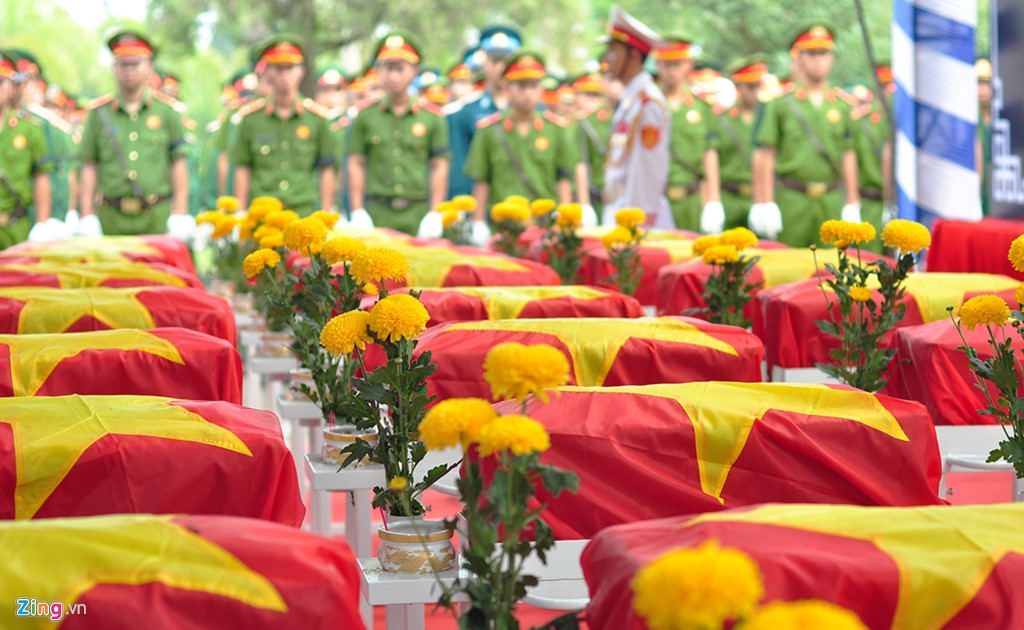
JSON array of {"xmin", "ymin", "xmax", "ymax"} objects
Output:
[
  {"xmin": 229, "ymin": 292, "xmax": 254, "ymax": 313},
  {"xmin": 377, "ymin": 520, "xmax": 456, "ymax": 574},
  {"xmin": 258, "ymin": 331, "xmax": 293, "ymax": 357},
  {"xmin": 209, "ymin": 280, "xmax": 235, "ymax": 299},
  {"xmin": 322, "ymin": 425, "xmax": 378, "ymax": 467},
  {"xmin": 287, "ymin": 368, "xmax": 313, "ymax": 401}
]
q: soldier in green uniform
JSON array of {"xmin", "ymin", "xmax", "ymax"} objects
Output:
[
  {"xmin": 78, "ymin": 31, "xmax": 193, "ymax": 239},
  {"xmin": 716, "ymin": 54, "xmax": 769, "ymax": 230},
  {"xmin": 315, "ymin": 67, "xmax": 351, "ymax": 214},
  {"xmin": 465, "ymin": 52, "xmax": 577, "ymax": 229},
  {"xmin": 653, "ymin": 37, "xmax": 723, "ymax": 234},
  {"xmin": 850, "ymin": 62, "xmax": 893, "ymax": 253},
  {"xmin": 751, "ymin": 22, "xmax": 860, "ymax": 247},
  {"xmin": 572, "ymin": 72, "xmax": 612, "ymax": 222},
  {"xmin": 0, "ymin": 52, "xmax": 56, "ymax": 246},
  {"xmin": 347, "ymin": 31, "xmax": 450, "ymax": 235},
  {"xmin": 230, "ymin": 36, "xmax": 336, "ymax": 216}
]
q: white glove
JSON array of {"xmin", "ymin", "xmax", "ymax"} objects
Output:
[
  {"xmin": 748, "ymin": 202, "xmax": 783, "ymax": 240},
  {"xmin": 841, "ymin": 202, "xmax": 862, "ymax": 224},
  {"xmin": 27, "ymin": 219, "xmax": 68, "ymax": 242},
  {"xmin": 166, "ymin": 213, "xmax": 197, "ymax": 243},
  {"xmin": 581, "ymin": 204, "xmax": 599, "ymax": 228},
  {"xmin": 882, "ymin": 202, "xmax": 896, "ymax": 225},
  {"xmin": 64, "ymin": 210, "xmax": 80, "ymax": 235},
  {"xmin": 349, "ymin": 208, "xmax": 375, "ymax": 230},
  {"xmin": 417, "ymin": 211, "xmax": 444, "ymax": 238},
  {"xmin": 76, "ymin": 213, "xmax": 104, "ymax": 237},
  {"xmin": 700, "ymin": 201, "xmax": 726, "ymax": 235},
  {"xmin": 470, "ymin": 220, "xmax": 492, "ymax": 248}
]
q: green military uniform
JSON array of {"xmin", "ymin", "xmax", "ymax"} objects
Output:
[
  {"xmin": 851, "ymin": 99, "xmax": 889, "ymax": 253},
  {"xmin": 0, "ymin": 108, "xmax": 51, "ymax": 247},
  {"xmin": 329, "ymin": 112, "xmax": 351, "ymax": 213},
  {"xmin": 666, "ymin": 93, "xmax": 718, "ymax": 232},
  {"xmin": 979, "ymin": 117, "xmax": 992, "ymax": 217},
  {"xmin": 230, "ymin": 98, "xmax": 335, "ymax": 216},
  {"xmin": 79, "ymin": 90, "xmax": 188, "ymax": 235},
  {"xmin": 576, "ymin": 106, "xmax": 612, "ymax": 214},
  {"xmin": 23, "ymin": 106, "xmax": 75, "ymax": 222},
  {"xmin": 715, "ymin": 105, "xmax": 756, "ymax": 230}
]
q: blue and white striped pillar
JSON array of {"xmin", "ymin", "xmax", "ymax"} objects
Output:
[{"xmin": 893, "ymin": 0, "xmax": 980, "ymax": 226}]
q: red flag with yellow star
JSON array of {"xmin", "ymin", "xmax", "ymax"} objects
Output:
[
  {"xmin": 0, "ymin": 513, "xmax": 364, "ymax": 629},
  {"xmin": 0, "ymin": 235, "xmax": 196, "ymax": 273},
  {"xmin": 0, "ymin": 261, "xmax": 202, "ymax": 289},
  {"xmin": 0, "ymin": 328, "xmax": 242, "ymax": 403},
  {"xmin": 0, "ymin": 396, "xmax": 303, "ymax": 523},
  {"xmin": 403, "ymin": 317, "xmax": 763, "ymax": 402},
  {"xmin": 0, "ymin": 286, "xmax": 236, "ymax": 343},
  {"xmin": 496, "ymin": 382, "xmax": 942, "ymax": 539},
  {"xmin": 582, "ymin": 502, "xmax": 1024, "ymax": 630}
]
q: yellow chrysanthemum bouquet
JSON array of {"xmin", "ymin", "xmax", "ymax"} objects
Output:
[
  {"xmin": 542, "ymin": 203, "xmax": 585, "ymax": 284},
  {"xmin": 195, "ymin": 195, "xmax": 251, "ymax": 295},
  {"xmin": 418, "ymin": 342, "xmax": 579, "ymax": 628},
  {"xmin": 631, "ymin": 540, "xmax": 868, "ymax": 630},
  {"xmin": 947, "ymin": 236, "xmax": 1024, "ymax": 478},
  {"xmin": 813, "ymin": 218, "xmax": 931, "ymax": 392},
  {"xmin": 689, "ymin": 227, "xmax": 762, "ymax": 328},
  {"xmin": 489, "ymin": 196, "xmax": 532, "ymax": 257},
  {"xmin": 601, "ymin": 208, "xmax": 646, "ymax": 296},
  {"xmin": 435, "ymin": 195, "xmax": 477, "ymax": 246}
]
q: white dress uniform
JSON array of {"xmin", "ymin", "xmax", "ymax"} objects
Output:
[{"xmin": 601, "ymin": 71, "xmax": 672, "ymax": 229}]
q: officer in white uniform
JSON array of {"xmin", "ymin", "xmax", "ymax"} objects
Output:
[{"xmin": 599, "ymin": 6, "xmax": 672, "ymax": 230}]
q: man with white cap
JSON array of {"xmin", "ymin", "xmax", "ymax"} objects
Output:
[{"xmin": 599, "ymin": 6, "xmax": 672, "ymax": 230}]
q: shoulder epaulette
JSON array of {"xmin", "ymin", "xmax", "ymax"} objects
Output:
[
  {"xmin": 476, "ymin": 112, "xmax": 503, "ymax": 129},
  {"xmin": 779, "ymin": 84, "xmax": 796, "ymax": 97},
  {"xmin": 151, "ymin": 91, "xmax": 180, "ymax": 110},
  {"xmin": 356, "ymin": 98, "xmax": 380, "ymax": 113},
  {"xmin": 87, "ymin": 94, "xmax": 115, "ymax": 111},
  {"xmin": 421, "ymin": 102, "xmax": 444, "ymax": 116},
  {"xmin": 233, "ymin": 98, "xmax": 267, "ymax": 124},
  {"xmin": 543, "ymin": 110, "xmax": 568, "ymax": 128},
  {"xmin": 26, "ymin": 104, "xmax": 74, "ymax": 134},
  {"xmin": 713, "ymin": 104, "xmax": 729, "ymax": 116},
  {"xmin": 302, "ymin": 98, "xmax": 331, "ymax": 118},
  {"xmin": 330, "ymin": 116, "xmax": 351, "ymax": 132}
]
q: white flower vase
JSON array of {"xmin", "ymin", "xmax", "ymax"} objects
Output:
[
  {"xmin": 322, "ymin": 425, "xmax": 378, "ymax": 467},
  {"xmin": 377, "ymin": 520, "xmax": 456, "ymax": 574}
]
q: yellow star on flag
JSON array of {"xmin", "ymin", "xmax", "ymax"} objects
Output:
[
  {"xmin": 0, "ymin": 514, "xmax": 287, "ymax": 619},
  {"xmin": 684, "ymin": 502, "xmax": 1024, "ymax": 630},
  {"xmin": 1, "ymin": 395, "xmax": 251, "ymax": 519},
  {"xmin": 448, "ymin": 318, "xmax": 739, "ymax": 386},
  {"xmin": 389, "ymin": 244, "xmax": 530, "ymax": 287},
  {"xmin": 7, "ymin": 236, "xmax": 162, "ymax": 264},
  {"xmin": 0, "ymin": 261, "xmax": 188, "ymax": 289},
  {"xmin": 0, "ymin": 330, "xmax": 184, "ymax": 397},
  {"xmin": 423, "ymin": 286, "xmax": 613, "ymax": 320},
  {"xmin": 0, "ymin": 287, "xmax": 157, "ymax": 334},
  {"xmin": 561, "ymin": 382, "xmax": 907, "ymax": 503}
]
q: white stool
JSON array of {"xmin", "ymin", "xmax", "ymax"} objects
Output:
[
  {"xmin": 521, "ymin": 539, "xmax": 590, "ymax": 611},
  {"xmin": 935, "ymin": 424, "xmax": 1024, "ymax": 502},
  {"xmin": 359, "ymin": 557, "xmax": 468, "ymax": 630},
  {"xmin": 246, "ymin": 355, "xmax": 296, "ymax": 410},
  {"xmin": 276, "ymin": 393, "xmax": 323, "ymax": 497}
]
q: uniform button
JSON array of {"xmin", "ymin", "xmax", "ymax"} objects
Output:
[
  {"xmin": 130, "ymin": 113, "xmax": 138, "ymax": 121},
  {"xmin": 393, "ymin": 148, "xmax": 402, "ymax": 157},
  {"xmin": 281, "ymin": 162, "xmax": 288, "ymax": 169},
  {"xmin": 260, "ymin": 146, "xmax": 270, "ymax": 155},
  {"xmin": 129, "ymin": 132, "xmax": 138, "ymax": 141},
  {"xmin": 395, "ymin": 184, "xmax": 404, "ymax": 193},
  {"xmin": 280, "ymin": 180, "xmax": 290, "ymax": 190},
  {"xmin": 128, "ymin": 151, "xmax": 138, "ymax": 161},
  {"xmin": 282, "ymin": 141, "xmax": 289, "ymax": 149},
  {"xmin": 394, "ymin": 166, "xmax": 403, "ymax": 174},
  {"xmin": 128, "ymin": 170, "xmax": 138, "ymax": 180},
  {"xmin": 393, "ymin": 131, "xmax": 402, "ymax": 140},
  {"xmin": 372, "ymin": 136, "xmax": 381, "ymax": 144}
]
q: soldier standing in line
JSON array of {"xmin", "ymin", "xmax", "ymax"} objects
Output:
[
  {"xmin": 715, "ymin": 54, "xmax": 770, "ymax": 230},
  {"xmin": 447, "ymin": 58, "xmax": 476, "ymax": 102},
  {"xmin": 653, "ymin": 36, "xmax": 723, "ymax": 233},
  {"xmin": 850, "ymin": 62, "xmax": 893, "ymax": 253},
  {"xmin": 750, "ymin": 22, "xmax": 860, "ymax": 247},
  {"xmin": 230, "ymin": 35, "xmax": 336, "ymax": 216},
  {"xmin": 77, "ymin": 31, "xmax": 194, "ymax": 239},
  {"xmin": 573, "ymin": 72, "xmax": 613, "ymax": 218},
  {"xmin": 347, "ymin": 31, "xmax": 450, "ymax": 234},
  {"xmin": 599, "ymin": 6, "xmax": 672, "ymax": 229}
]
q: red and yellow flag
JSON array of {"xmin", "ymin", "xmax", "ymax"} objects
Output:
[
  {"xmin": 582, "ymin": 503, "xmax": 1024, "ymax": 630},
  {"xmin": 0, "ymin": 395, "xmax": 302, "ymax": 523},
  {"xmin": 0, "ymin": 513, "xmax": 364, "ymax": 629},
  {"xmin": 500, "ymin": 382, "xmax": 942, "ymax": 539},
  {"xmin": 0, "ymin": 235, "xmax": 195, "ymax": 274},
  {"xmin": 0, "ymin": 286, "xmax": 236, "ymax": 342},
  {"xmin": 0, "ymin": 328, "xmax": 242, "ymax": 403},
  {"xmin": 0, "ymin": 261, "xmax": 202, "ymax": 289}
]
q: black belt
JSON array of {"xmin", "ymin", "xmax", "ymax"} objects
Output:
[
  {"xmin": 777, "ymin": 176, "xmax": 838, "ymax": 198},
  {"xmin": 0, "ymin": 206, "xmax": 28, "ymax": 227},
  {"xmin": 860, "ymin": 187, "xmax": 884, "ymax": 201},
  {"xmin": 365, "ymin": 195, "xmax": 427, "ymax": 211},
  {"xmin": 665, "ymin": 181, "xmax": 701, "ymax": 201},
  {"xmin": 721, "ymin": 181, "xmax": 753, "ymax": 197},
  {"xmin": 103, "ymin": 195, "xmax": 170, "ymax": 215}
]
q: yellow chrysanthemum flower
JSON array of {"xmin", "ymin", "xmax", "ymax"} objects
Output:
[
  {"xmin": 363, "ymin": 283, "xmax": 380, "ymax": 296},
  {"xmin": 631, "ymin": 540, "xmax": 764, "ymax": 630},
  {"xmin": 283, "ymin": 216, "xmax": 328, "ymax": 254},
  {"xmin": 264, "ymin": 209, "xmax": 300, "ymax": 229},
  {"xmin": 419, "ymin": 398, "xmax": 498, "ymax": 451},
  {"xmin": 483, "ymin": 342, "xmax": 570, "ymax": 403},
  {"xmin": 242, "ymin": 248, "xmax": 281, "ymax": 278},
  {"xmin": 956, "ymin": 295, "xmax": 1012, "ymax": 331},
  {"xmin": 473, "ymin": 414, "xmax": 551, "ymax": 456},
  {"xmin": 1009, "ymin": 235, "xmax": 1024, "ymax": 273},
  {"xmin": 320, "ymin": 310, "xmax": 373, "ymax": 356},
  {"xmin": 881, "ymin": 219, "xmax": 931, "ymax": 253},
  {"xmin": 820, "ymin": 220, "xmax": 876, "ymax": 246},
  {"xmin": 743, "ymin": 600, "xmax": 868, "ymax": 630},
  {"xmin": 216, "ymin": 196, "xmax": 240, "ymax": 212},
  {"xmin": 452, "ymin": 195, "xmax": 477, "ymax": 212},
  {"xmin": 259, "ymin": 233, "xmax": 284, "ymax": 249},
  {"xmin": 505, "ymin": 195, "xmax": 530, "ymax": 208},
  {"xmin": 239, "ymin": 219, "xmax": 255, "ymax": 241},
  {"xmin": 388, "ymin": 476, "xmax": 409, "ymax": 492},
  {"xmin": 691, "ymin": 234, "xmax": 721, "ymax": 256},
  {"xmin": 441, "ymin": 209, "xmax": 463, "ymax": 228},
  {"xmin": 211, "ymin": 215, "xmax": 238, "ymax": 239},
  {"xmin": 718, "ymin": 227, "xmax": 758, "ymax": 251},
  {"xmin": 491, "ymin": 202, "xmax": 532, "ymax": 223},
  {"xmin": 311, "ymin": 210, "xmax": 342, "ymax": 229},
  {"xmin": 1016, "ymin": 282, "xmax": 1024, "ymax": 307},
  {"xmin": 601, "ymin": 226, "xmax": 636, "ymax": 250},
  {"xmin": 702, "ymin": 244, "xmax": 740, "ymax": 265},
  {"xmin": 615, "ymin": 207, "xmax": 647, "ymax": 230},
  {"xmin": 322, "ymin": 237, "xmax": 367, "ymax": 265},
  {"xmin": 350, "ymin": 247, "xmax": 410, "ymax": 285},
  {"xmin": 196, "ymin": 210, "xmax": 222, "ymax": 225},
  {"xmin": 531, "ymin": 199, "xmax": 557, "ymax": 216},
  {"xmin": 248, "ymin": 197, "xmax": 283, "ymax": 220},
  {"xmin": 368, "ymin": 294, "xmax": 430, "ymax": 343},
  {"xmin": 253, "ymin": 224, "xmax": 282, "ymax": 242},
  {"xmin": 555, "ymin": 204, "xmax": 583, "ymax": 228},
  {"xmin": 849, "ymin": 286, "xmax": 872, "ymax": 302}
]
